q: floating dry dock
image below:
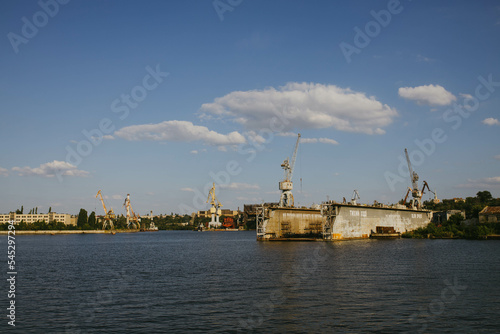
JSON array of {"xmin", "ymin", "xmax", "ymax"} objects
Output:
[{"xmin": 256, "ymin": 202, "xmax": 431, "ymax": 241}]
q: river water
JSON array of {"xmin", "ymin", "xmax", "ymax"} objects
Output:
[{"xmin": 3, "ymin": 231, "xmax": 499, "ymax": 333}]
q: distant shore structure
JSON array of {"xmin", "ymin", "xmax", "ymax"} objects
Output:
[{"xmin": 0, "ymin": 212, "xmax": 76, "ymax": 225}]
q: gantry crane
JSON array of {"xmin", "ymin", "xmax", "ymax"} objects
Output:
[
  {"xmin": 123, "ymin": 194, "xmax": 140, "ymax": 229},
  {"xmin": 96, "ymin": 190, "xmax": 115, "ymax": 230},
  {"xmin": 279, "ymin": 133, "xmax": 301, "ymax": 207},
  {"xmin": 207, "ymin": 182, "xmax": 222, "ymax": 228}
]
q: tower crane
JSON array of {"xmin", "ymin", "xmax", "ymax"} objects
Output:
[
  {"xmin": 96, "ymin": 190, "xmax": 115, "ymax": 230},
  {"xmin": 207, "ymin": 183, "xmax": 222, "ymax": 228},
  {"xmin": 279, "ymin": 133, "xmax": 301, "ymax": 207}
]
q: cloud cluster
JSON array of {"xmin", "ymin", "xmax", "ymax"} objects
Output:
[
  {"xmin": 482, "ymin": 118, "xmax": 500, "ymax": 126},
  {"xmin": 398, "ymin": 84, "xmax": 456, "ymax": 106},
  {"xmin": 114, "ymin": 120, "xmax": 246, "ymax": 146},
  {"xmin": 457, "ymin": 176, "xmax": 500, "ymax": 188},
  {"xmin": 200, "ymin": 82, "xmax": 397, "ymax": 135},
  {"xmin": 219, "ymin": 182, "xmax": 260, "ymax": 190},
  {"xmin": 0, "ymin": 167, "xmax": 8, "ymax": 177},
  {"xmin": 12, "ymin": 160, "xmax": 89, "ymax": 178},
  {"xmin": 300, "ymin": 137, "xmax": 339, "ymax": 145}
]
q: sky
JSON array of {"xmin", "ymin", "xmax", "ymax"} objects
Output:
[{"xmin": 1, "ymin": 0, "xmax": 499, "ymax": 216}]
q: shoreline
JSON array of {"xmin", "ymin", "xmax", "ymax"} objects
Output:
[{"xmin": 0, "ymin": 229, "xmax": 141, "ymax": 235}]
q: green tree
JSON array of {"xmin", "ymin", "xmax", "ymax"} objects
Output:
[
  {"xmin": 20, "ymin": 205, "xmax": 23, "ymax": 214},
  {"xmin": 77, "ymin": 208, "xmax": 88, "ymax": 229},
  {"xmin": 35, "ymin": 207, "xmax": 38, "ymax": 214},
  {"xmin": 48, "ymin": 206, "xmax": 52, "ymax": 213},
  {"xmin": 477, "ymin": 191, "xmax": 493, "ymax": 204},
  {"xmin": 88, "ymin": 211, "xmax": 97, "ymax": 229}
]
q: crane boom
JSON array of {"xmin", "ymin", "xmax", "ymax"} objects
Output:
[
  {"xmin": 404, "ymin": 148, "xmax": 419, "ymax": 190},
  {"xmin": 288, "ymin": 133, "xmax": 301, "ymax": 181},
  {"xmin": 96, "ymin": 190, "xmax": 107, "ymax": 215}
]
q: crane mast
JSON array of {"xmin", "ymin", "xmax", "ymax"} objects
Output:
[{"xmin": 279, "ymin": 133, "xmax": 301, "ymax": 207}]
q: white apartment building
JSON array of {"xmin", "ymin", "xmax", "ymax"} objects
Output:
[{"xmin": 0, "ymin": 212, "xmax": 77, "ymax": 225}]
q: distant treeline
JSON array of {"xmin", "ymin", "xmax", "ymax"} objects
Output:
[
  {"xmin": 423, "ymin": 190, "xmax": 499, "ymax": 218},
  {"xmin": 402, "ymin": 213, "xmax": 500, "ymax": 239}
]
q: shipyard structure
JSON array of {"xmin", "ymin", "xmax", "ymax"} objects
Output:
[
  {"xmin": 255, "ymin": 203, "xmax": 431, "ymax": 241},
  {"xmin": 250, "ymin": 135, "xmax": 434, "ymax": 241}
]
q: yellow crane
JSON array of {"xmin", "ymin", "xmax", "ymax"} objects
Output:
[{"xmin": 96, "ymin": 190, "xmax": 115, "ymax": 230}]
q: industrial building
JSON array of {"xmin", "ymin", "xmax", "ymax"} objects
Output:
[
  {"xmin": 479, "ymin": 206, "xmax": 500, "ymax": 223},
  {"xmin": 432, "ymin": 210, "xmax": 466, "ymax": 223},
  {"xmin": 0, "ymin": 212, "xmax": 77, "ymax": 225},
  {"xmin": 196, "ymin": 209, "xmax": 239, "ymax": 218}
]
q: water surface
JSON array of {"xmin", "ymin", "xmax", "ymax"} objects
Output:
[{"xmin": 3, "ymin": 231, "xmax": 499, "ymax": 333}]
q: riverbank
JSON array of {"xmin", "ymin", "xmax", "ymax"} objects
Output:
[{"xmin": 0, "ymin": 229, "xmax": 140, "ymax": 235}]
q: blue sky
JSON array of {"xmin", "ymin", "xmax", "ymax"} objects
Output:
[{"xmin": 1, "ymin": 0, "xmax": 499, "ymax": 215}]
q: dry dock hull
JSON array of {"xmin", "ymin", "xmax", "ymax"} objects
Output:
[{"xmin": 257, "ymin": 205, "xmax": 431, "ymax": 241}]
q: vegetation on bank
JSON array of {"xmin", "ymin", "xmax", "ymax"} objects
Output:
[
  {"xmin": 422, "ymin": 190, "xmax": 499, "ymax": 219},
  {"xmin": 402, "ymin": 213, "xmax": 500, "ymax": 239}
]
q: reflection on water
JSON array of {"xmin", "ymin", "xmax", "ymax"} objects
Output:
[{"xmin": 5, "ymin": 231, "xmax": 499, "ymax": 333}]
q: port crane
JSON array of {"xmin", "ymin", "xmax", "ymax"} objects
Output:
[
  {"xmin": 429, "ymin": 189, "xmax": 440, "ymax": 204},
  {"xmin": 207, "ymin": 183, "xmax": 222, "ymax": 228},
  {"xmin": 403, "ymin": 148, "xmax": 423, "ymax": 209},
  {"xmin": 351, "ymin": 190, "xmax": 360, "ymax": 205},
  {"xmin": 279, "ymin": 133, "xmax": 301, "ymax": 207},
  {"xmin": 123, "ymin": 194, "xmax": 140, "ymax": 229},
  {"xmin": 403, "ymin": 149, "xmax": 436, "ymax": 209},
  {"xmin": 96, "ymin": 190, "xmax": 115, "ymax": 230}
]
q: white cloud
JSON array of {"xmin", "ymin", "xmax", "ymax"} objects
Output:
[
  {"xmin": 277, "ymin": 132, "xmax": 298, "ymax": 137},
  {"xmin": 12, "ymin": 160, "xmax": 89, "ymax": 178},
  {"xmin": 103, "ymin": 135, "xmax": 115, "ymax": 140},
  {"xmin": 200, "ymin": 82, "xmax": 397, "ymax": 135},
  {"xmin": 457, "ymin": 176, "xmax": 500, "ymax": 188},
  {"xmin": 459, "ymin": 93, "xmax": 473, "ymax": 100},
  {"xmin": 114, "ymin": 120, "xmax": 246, "ymax": 146},
  {"xmin": 245, "ymin": 131, "xmax": 267, "ymax": 144},
  {"xmin": 300, "ymin": 137, "xmax": 339, "ymax": 145},
  {"xmin": 112, "ymin": 195, "xmax": 122, "ymax": 200},
  {"xmin": 0, "ymin": 167, "xmax": 8, "ymax": 176},
  {"xmin": 398, "ymin": 84, "xmax": 456, "ymax": 106},
  {"xmin": 180, "ymin": 187, "xmax": 195, "ymax": 192},
  {"xmin": 219, "ymin": 183, "xmax": 260, "ymax": 190},
  {"xmin": 482, "ymin": 118, "xmax": 500, "ymax": 126},
  {"xmin": 416, "ymin": 54, "xmax": 435, "ymax": 63}
]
